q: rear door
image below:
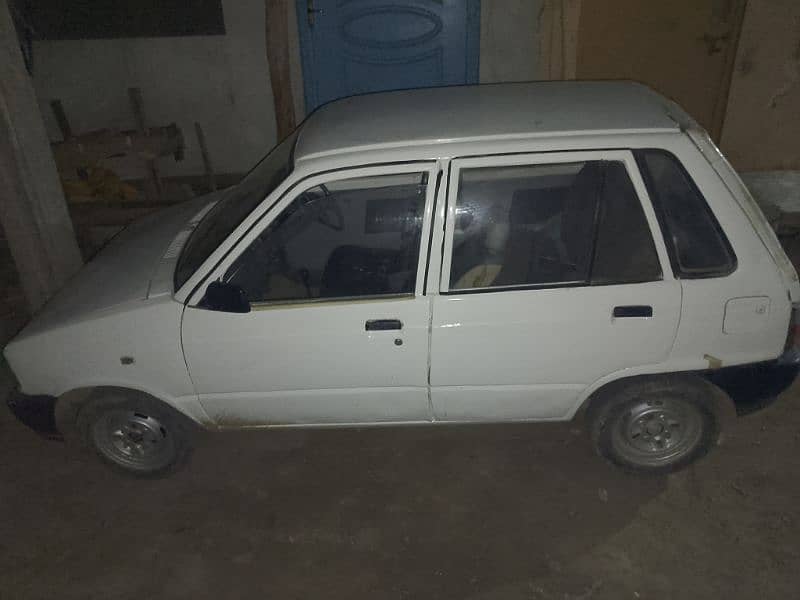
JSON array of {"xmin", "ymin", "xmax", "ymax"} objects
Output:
[{"xmin": 428, "ymin": 151, "xmax": 682, "ymax": 421}]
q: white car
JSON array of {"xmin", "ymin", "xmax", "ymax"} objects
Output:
[{"xmin": 5, "ymin": 82, "xmax": 799, "ymax": 477}]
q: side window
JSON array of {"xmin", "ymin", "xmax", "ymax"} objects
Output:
[
  {"xmin": 226, "ymin": 172, "xmax": 427, "ymax": 303},
  {"xmin": 592, "ymin": 162, "xmax": 663, "ymax": 284},
  {"xmin": 635, "ymin": 149, "xmax": 736, "ymax": 277},
  {"xmin": 448, "ymin": 160, "xmax": 661, "ymax": 291}
]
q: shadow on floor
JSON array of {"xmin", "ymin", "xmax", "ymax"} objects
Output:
[{"xmin": 0, "ymin": 397, "xmax": 665, "ymax": 598}]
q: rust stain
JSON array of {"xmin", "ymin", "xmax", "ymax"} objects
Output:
[{"xmin": 704, "ymin": 354, "xmax": 723, "ymax": 370}]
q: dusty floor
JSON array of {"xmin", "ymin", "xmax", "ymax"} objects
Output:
[{"xmin": 1, "ymin": 367, "xmax": 799, "ymax": 599}]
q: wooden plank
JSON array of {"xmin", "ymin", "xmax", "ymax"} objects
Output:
[
  {"xmin": 562, "ymin": 0, "xmax": 582, "ymax": 80},
  {"xmin": 128, "ymin": 87, "xmax": 163, "ymax": 202},
  {"xmin": 49, "ymin": 99, "xmax": 72, "ymax": 139},
  {"xmin": 576, "ymin": 0, "xmax": 745, "ymax": 141},
  {"xmin": 265, "ymin": 0, "xmax": 296, "ymax": 140},
  {"xmin": 538, "ymin": 0, "xmax": 582, "ymax": 80},
  {"xmin": 720, "ymin": 0, "xmax": 800, "ymax": 170},
  {"xmin": 709, "ymin": 0, "xmax": 747, "ymax": 143},
  {"xmin": 538, "ymin": 0, "xmax": 561, "ymax": 79},
  {"xmin": 194, "ymin": 122, "xmax": 217, "ymax": 192},
  {"xmin": 0, "ymin": 0, "xmax": 82, "ymax": 311},
  {"xmin": 51, "ymin": 125, "xmax": 183, "ymax": 179}
]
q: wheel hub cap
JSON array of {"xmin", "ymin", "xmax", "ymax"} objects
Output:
[
  {"xmin": 93, "ymin": 409, "xmax": 175, "ymax": 471},
  {"xmin": 611, "ymin": 396, "xmax": 704, "ymax": 466}
]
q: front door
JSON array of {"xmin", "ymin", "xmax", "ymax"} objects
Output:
[
  {"xmin": 297, "ymin": 0, "xmax": 481, "ymax": 111},
  {"xmin": 428, "ymin": 151, "xmax": 682, "ymax": 421},
  {"xmin": 181, "ymin": 163, "xmax": 438, "ymax": 427}
]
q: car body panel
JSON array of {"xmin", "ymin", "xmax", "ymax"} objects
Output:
[
  {"xmin": 429, "ymin": 149, "xmax": 682, "ymax": 421},
  {"xmin": 653, "ymin": 135, "xmax": 792, "ymax": 369},
  {"xmin": 293, "ymin": 81, "xmax": 678, "ymax": 164},
  {"xmin": 183, "ymin": 298, "xmax": 432, "ymax": 426},
  {"xmin": 180, "ymin": 162, "xmax": 439, "ymax": 426},
  {"xmin": 11, "ymin": 197, "xmax": 212, "ymax": 340},
  {"xmin": 3, "ymin": 295, "xmax": 208, "ymax": 423},
  {"xmin": 3, "ymin": 82, "xmax": 797, "ymax": 432},
  {"xmin": 430, "ymin": 281, "xmax": 682, "ymax": 421}
]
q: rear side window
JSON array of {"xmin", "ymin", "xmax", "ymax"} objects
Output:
[
  {"xmin": 447, "ymin": 160, "xmax": 661, "ymax": 291},
  {"xmin": 635, "ymin": 149, "xmax": 735, "ymax": 278},
  {"xmin": 592, "ymin": 162, "xmax": 663, "ymax": 284}
]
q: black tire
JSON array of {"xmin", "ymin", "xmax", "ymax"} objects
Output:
[
  {"xmin": 587, "ymin": 375, "xmax": 722, "ymax": 475},
  {"xmin": 76, "ymin": 390, "xmax": 193, "ymax": 478}
]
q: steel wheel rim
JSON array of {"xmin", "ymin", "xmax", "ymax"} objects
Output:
[
  {"xmin": 610, "ymin": 395, "xmax": 704, "ymax": 467},
  {"xmin": 92, "ymin": 409, "xmax": 175, "ymax": 471}
]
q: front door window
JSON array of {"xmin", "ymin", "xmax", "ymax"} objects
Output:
[{"xmin": 225, "ymin": 172, "xmax": 428, "ymax": 304}]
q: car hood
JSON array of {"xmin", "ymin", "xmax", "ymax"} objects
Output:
[{"xmin": 14, "ymin": 195, "xmax": 218, "ymax": 339}]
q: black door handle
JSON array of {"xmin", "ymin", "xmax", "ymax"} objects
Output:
[
  {"xmin": 365, "ymin": 319, "xmax": 403, "ymax": 331},
  {"xmin": 613, "ymin": 305, "xmax": 653, "ymax": 318}
]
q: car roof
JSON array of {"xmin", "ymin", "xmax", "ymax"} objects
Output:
[{"xmin": 293, "ymin": 81, "xmax": 686, "ymax": 163}]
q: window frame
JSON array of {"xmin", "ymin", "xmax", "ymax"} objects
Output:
[
  {"xmin": 438, "ymin": 150, "xmax": 674, "ymax": 295},
  {"xmin": 186, "ymin": 161, "xmax": 440, "ymax": 309},
  {"xmin": 175, "ymin": 130, "xmax": 298, "ymax": 293},
  {"xmin": 633, "ymin": 148, "xmax": 737, "ymax": 279}
]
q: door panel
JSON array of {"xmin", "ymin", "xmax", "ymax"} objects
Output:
[
  {"xmin": 183, "ymin": 298, "xmax": 430, "ymax": 426},
  {"xmin": 297, "ymin": 0, "xmax": 480, "ymax": 111},
  {"xmin": 429, "ymin": 151, "xmax": 682, "ymax": 422},
  {"xmin": 181, "ymin": 164, "xmax": 438, "ymax": 427},
  {"xmin": 430, "ymin": 282, "xmax": 681, "ymax": 421}
]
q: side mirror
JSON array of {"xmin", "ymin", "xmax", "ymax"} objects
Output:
[{"xmin": 201, "ymin": 281, "xmax": 251, "ymax": 313}]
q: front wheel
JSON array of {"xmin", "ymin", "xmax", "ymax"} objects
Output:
[
  {"xmin": 588, "ymin": 376, "xmax": 721, "ymax": 474},
  {"xmin": 77, "ymin": 392, "xmax": 193, "ymax": 477}
]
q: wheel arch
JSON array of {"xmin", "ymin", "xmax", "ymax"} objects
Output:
[
  {"xmin": 55, "ymin": 384, "xmax": 211, "ymax": 440},
  {"xmin": 571, "ymin": 369, "xmax": 737, "ymax": 428}
]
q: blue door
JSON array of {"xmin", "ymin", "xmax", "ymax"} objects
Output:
[{"xmin": 297, "ymin": 0, "xmax": 480, "ymax": 111}]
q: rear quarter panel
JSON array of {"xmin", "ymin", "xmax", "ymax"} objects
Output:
[{"xmin": 654, "ymin": 135, "xmax": 791, "ymax": 369}]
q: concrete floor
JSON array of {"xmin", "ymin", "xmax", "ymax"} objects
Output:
[{"xmin": 1, "ymin": 367, "xmax": 799, "ymax": 599}]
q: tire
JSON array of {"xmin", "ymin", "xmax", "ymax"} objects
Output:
[
  {"xmin": 76, "ymin": 391, "xmax": 193, "ymax": 478},
  {"xmin": 587, "ymin": 375, "xmax": 721, "ymax": 475}
]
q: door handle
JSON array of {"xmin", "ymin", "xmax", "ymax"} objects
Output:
[
  {"xmin": 613, "ymin": 305, "xmax": 653, "ymax": 318},
  {"xmin": 365, "ymin": 319, "xmax": 403, "ymax": 331}
]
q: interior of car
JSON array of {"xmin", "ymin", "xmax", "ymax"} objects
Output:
[{"xmin": 224, "ymin": 176, "xmax": 426, "ymax": 303}]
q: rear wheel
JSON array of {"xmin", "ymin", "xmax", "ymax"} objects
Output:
[
  {"xmin": 588, "ymin": 376, "xmax": 721, "ymax": 474},
  {"xmin": 77, "ymin": 392, "xmax": 192, "ymax": 477}
]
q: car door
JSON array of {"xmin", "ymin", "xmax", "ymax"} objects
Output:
[
  {"xmin": 181, "ymin": 163, "xmax": 438, "ymax": 427},
  {"xmin": 428, "ymin": 151, "xmax": 682, "ymax": 422}
]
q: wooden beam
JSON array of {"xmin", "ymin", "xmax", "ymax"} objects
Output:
[
  {"xmin": 49, "ymin": 99, "xmax": 72, "ymax": 140},
  {"xmin": 0, "ymin": 0, "xmax": 82, "ymax": 311},
  {"xmin": 52, "ymin": 125, "xmax": 184, "ymax": 179},
  {"xmin": 265, "ymin": 0, "xmax": 296, "ymax": 141},
  {"xmin": 709, "ymin": 0, "xmax": 747, "ymax": 142},
  {"xmin": 194, "ymin": 122, "xmax": 217, "ymax": 192},
  {"xmin": 538, "ymin": 0, "xmax": 582, "ymax": 80},
  {"xmin": 128, "ymin": 87, "xmax": 163, "ymax": 202},
  {"xmin": 562, "ymin": 0, "xmax": 582, "ymax": 80}
]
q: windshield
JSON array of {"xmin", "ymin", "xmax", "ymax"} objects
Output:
[{"xmin": 174, "ymin": 131, "xmax": 297, "ymax": 291}]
